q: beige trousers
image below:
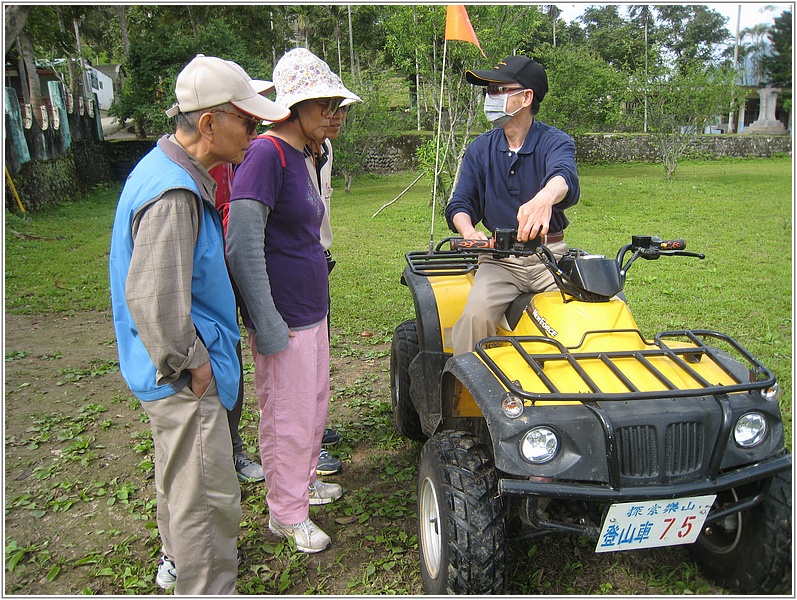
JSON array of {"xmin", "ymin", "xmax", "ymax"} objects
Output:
[
  {"xmin": 142, "ymin": 378, "xmax": 241, "ymax": 595},
  {"xmin": 452, "ymin": 241, "xmax": 568, "ymax": 355}
]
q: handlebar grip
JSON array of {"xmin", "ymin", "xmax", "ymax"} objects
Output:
[
  {"xmin": 659, "ymin": 239, "xmax": 686, "ymax": 251},
  {"xmin": 450, "ymin": 238, "xmax": 494, "ymax": 250}
]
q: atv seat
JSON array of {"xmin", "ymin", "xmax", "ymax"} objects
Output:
[{"xmin": 500, "ymin": 292, "xmax": 534, "ymax": 331}]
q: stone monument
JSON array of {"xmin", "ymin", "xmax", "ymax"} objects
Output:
[{"xmin": 744, "ymin": 87, "xmax": 788, "ymax": 134}]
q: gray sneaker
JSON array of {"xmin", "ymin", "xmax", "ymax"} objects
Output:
[
  {"xmin": 316, "ymin": 449, "xmax": 342, "ymax": 476},
  {"xmin": 269, "ymin": 516, "xmax": 331, "ymax": 553},
  {"xmin": 308, "ymin": 479, "xmax": 343, "ymax": 505},
  {"xmin": 155, "ymin": 549, "xmax": 242, "ymax": 589},
  {"xmin": 322, "ymin": 428, "xmax": 340, "ymax": 445},
  {"xmin": 234, "ymin": 452, "xmax": 264, "ymax": 483},
  {"xmin": 155, "ymin": 554, "xmax": 176, "ymax": 590}
]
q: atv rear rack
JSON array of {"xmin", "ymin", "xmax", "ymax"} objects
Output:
[
  {"xmin": 475, "ymin": 329, "xmax": 775, "ymax": 402},
  {"xmin": 405, "ymin": 248, "xmax": 478, "ymax": 277}
]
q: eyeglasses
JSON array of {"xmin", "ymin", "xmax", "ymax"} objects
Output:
[
  {"xmin": 315, "ymin": 98, "xmax": 349, "ymax": 117},
  {"xmin": 485, "ymin": 85, "xmax": 526, "ymax": 99},
  {"xmin": 209, "ymin": 110, "xmax": 260, "ymax": 135}
]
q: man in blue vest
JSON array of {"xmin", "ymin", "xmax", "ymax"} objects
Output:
[{"xmin": 109, "ymin": 54, "xmax": 289, "ymax": 594}]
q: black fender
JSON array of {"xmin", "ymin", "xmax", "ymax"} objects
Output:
[
  {"xmin": 442, "ymin": 353, "xmax": 610, "ymax": 480},
  {"xmin": 400, "ymin": 266, "xmax": 444, "ymax": 357}
]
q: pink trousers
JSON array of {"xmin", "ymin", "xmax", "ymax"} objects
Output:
[{"xmin": 249, "ymin": 321, "xmax": 330, "ymax": 524}]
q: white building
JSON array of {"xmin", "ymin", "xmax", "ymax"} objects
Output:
[{"xmin": 86, "ymin": 64, "xmax": 114, "ymax": 111}]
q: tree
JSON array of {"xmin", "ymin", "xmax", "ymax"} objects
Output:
[
  {"xmin": 542, "ymin": 5, "xmax": 562, "ymax": 47},
  {"xmin": 740, "ymin": 23, "xmax": 773, "ymax": 85},
  {"xmin": 579, "ymin": 5, "xmax": 649, "ymax": 72},
  {"xmin": 628, "ymin": 63, "xmax": 743, "ymax": 178},
  {"xmin": 761, "ymin": 10, "xmax": 792, "ymax": 87},
  {"xmin": 655, "ymin": 5, "xmax": 731, "ymax": 73},
  {"xmin": 532, "ymin": 45, "xmax": 626, "ymax": 134}
]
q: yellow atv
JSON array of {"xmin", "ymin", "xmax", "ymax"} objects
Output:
[{"xmin": 391, "ymin": 231, "xmax": 791, "ymax": 595}]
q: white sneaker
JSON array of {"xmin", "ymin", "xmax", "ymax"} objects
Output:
[
  {"xmin": 155, "ymin": 554, "xmax": 176, "ymax": 590},
  {"xmin": 308, "ymin": 480, "xmax": 343, "ymax": 505},
  {"xmin": 268, "ymin": 516, "xmax": 331, "ymax": 553}
]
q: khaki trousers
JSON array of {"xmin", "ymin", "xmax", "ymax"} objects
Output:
[
  {"xmin": 452, "ymin": 241, "xmax": 568, "ymax": 355},
  {"xmin": 142, "ymin": 378, "xmax": 241, "ymax": 595}
]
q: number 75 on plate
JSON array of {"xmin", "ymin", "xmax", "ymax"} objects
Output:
[{"xmin": 596, "ymin": 495, "xmax": 717, "ymax": 553}]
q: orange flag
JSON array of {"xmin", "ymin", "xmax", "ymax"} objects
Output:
[{"xmin": 444, "ymin": 5, "xmax": 487, "ymax": 58}]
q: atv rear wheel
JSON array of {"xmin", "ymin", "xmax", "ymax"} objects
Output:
[
  {"xmin": 417, "ymin": 430, "xmax": 506, "ymax": 594},
  {"xmin": 688, "ymin": 470, "xmax": 792, "ymax": 594},
  {"xmin": 390, "ymin": 320, "xmax": 426, "ymax": 440}
]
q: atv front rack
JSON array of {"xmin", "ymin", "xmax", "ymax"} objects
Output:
[{"xmin": 475, "ymin": 329, "xmax": 775, "ymax": 402}]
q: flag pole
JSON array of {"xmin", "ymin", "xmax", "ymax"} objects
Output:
[{"xmin": 430, "ymin": 38, "xmax": 448, "ymax": 253}]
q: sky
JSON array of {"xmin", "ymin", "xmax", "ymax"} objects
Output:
[{"xmin": 555, "ymin": 3, "xmax": 793, "ymax": 33}]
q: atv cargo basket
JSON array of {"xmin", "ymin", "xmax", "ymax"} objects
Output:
[
  {"xmin": 475, "ymin": 329, "xmax": 775, "ymax": 402},
  {"xmin": 405, "ymin": 248, "xmax": 478, "ymax": 277}
]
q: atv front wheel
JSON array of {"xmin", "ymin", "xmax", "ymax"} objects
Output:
[
  {"xmin": 688, "ymin": 470, "xmax": 792, "ymax": 594},
  {"xmin": 390, "ymin": 320, "xmax": 426, "ymax": 440},
  {"xmin": 417, "ymin": 431, "xmax": 506, "ymax": 594}
]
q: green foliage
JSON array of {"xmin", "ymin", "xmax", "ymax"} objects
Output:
[
  {"xmin": 108, "ymin": 23, "xmax": 194, "ymax": 136},
  {"xmin": 578, "ymin": 5, "xmax": 649, "ymax": 71},
  {"xmin": 655, "ymin": 5, "xmax": 732, "ymax": 73},
  {"xmin": 761, "ymin": 10, "xmax": 792, "ymax": 87},
  {"xmin": 533, "ymin": 45, "xmax": 627, "ymax": 134}
]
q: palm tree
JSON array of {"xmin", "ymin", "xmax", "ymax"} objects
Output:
[
  {"xmin": 741, "ymin": 23, "xmax": 772, "ymax": 85},
  {"xmin": 544, "ymin": 5, "xmax": 562, "ymax": 47}
]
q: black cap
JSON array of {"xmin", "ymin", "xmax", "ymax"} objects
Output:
[{"xmin": 466, "ymin": 55, "xmax": 548, "ymax": 103}]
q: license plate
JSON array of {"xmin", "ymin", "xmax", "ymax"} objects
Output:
[{"xmin": 595, "ymin": 494, "xmax": 716, "ymax": 553}]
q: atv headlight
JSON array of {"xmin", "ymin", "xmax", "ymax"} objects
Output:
[
  {"xmin": 520, "ymin": 427, "xmax": 559, "ymax": 464},
  {"xmin": 733, "ymin": 412, "xmax": 768, "ymax": 448}
]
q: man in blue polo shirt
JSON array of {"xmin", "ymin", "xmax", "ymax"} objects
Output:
[{"xmin": 444, "ymin": 55, "xmax": 580, "ymax": 355}]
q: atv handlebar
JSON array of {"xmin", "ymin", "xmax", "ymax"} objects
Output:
[
  {"xmin": 449, "ymin": 228, "xmax": 542, "ymax": 257},
  {"xmin": 448, "ymin": 230, "xmax": 705, "ymax": 302},
  {"xmin": 618, "ymin": 235, "xmax": 705, "ymax": 277}
]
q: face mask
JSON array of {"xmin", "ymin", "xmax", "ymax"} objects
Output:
[{"xmin": 483, "ymin": 90, "xmax": 524, "ymax": 127}]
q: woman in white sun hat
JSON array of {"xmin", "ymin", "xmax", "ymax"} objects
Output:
[{"xmin": 226, "ymin": 48, "xmax": 360, "ymax": 554}]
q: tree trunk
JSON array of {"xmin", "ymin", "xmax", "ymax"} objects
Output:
[
  {"xmin": 336, "ymin": 30, "xmax": 343, "ymax": 76},
  {"xmin": 4, "ymin": 5, "xmax": 32, "ymax": 54},
  {"xmin": 116, "ymin": 5, "xmax": 130, "ymax": 57},
  {"xmin": 347, "ymin": 5, "xmax": 355, "ymax": 82},
  {"xmin": 73, "ymin": 17, "xmax": 90, "ymax": 100}
]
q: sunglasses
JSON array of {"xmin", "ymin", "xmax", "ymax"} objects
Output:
[
  {"xmin": 484, "ymin": 85, "xmax": 526, "ymax": 98},
  {"xmin": 209, "ymin": 110, "xmax": 260, "ymax": 135},
  {"xmin": 315, "ymin": 98, "xmax": 349, "ymax": 118}
]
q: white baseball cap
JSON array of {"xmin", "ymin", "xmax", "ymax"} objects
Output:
[
  {"xmin": 223, "ymin": 60, "xmax": 276, "ymax": 96},
  {"xmin": 165, "ymin": 54, "xmax": 289, "ymax": 122},
  {"xmin": 273, "ymin": 48, "xmax": 361, "ymax": 110}
]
